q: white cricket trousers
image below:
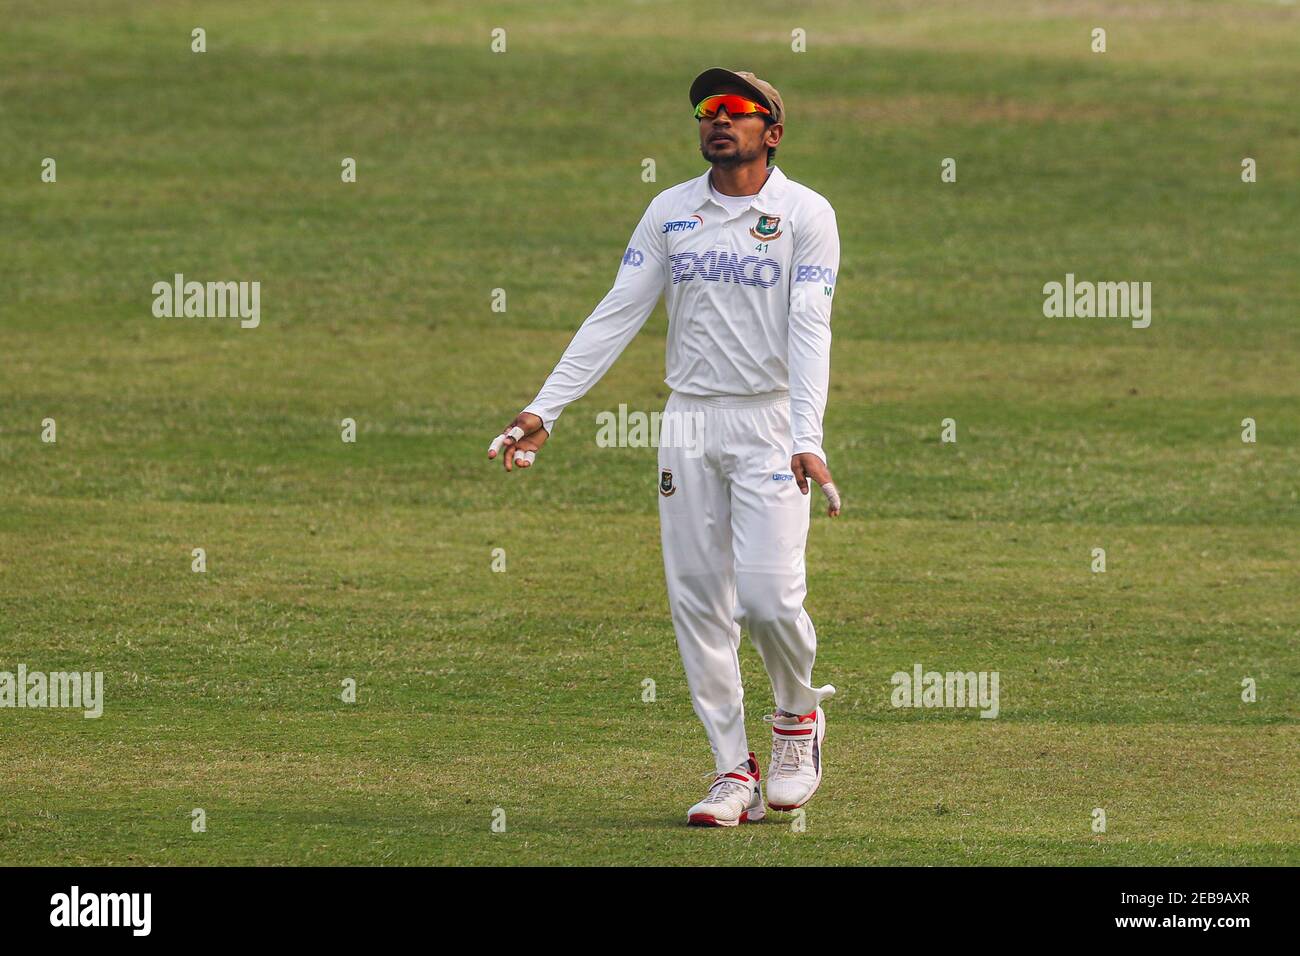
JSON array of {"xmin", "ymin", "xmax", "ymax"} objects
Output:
[{"xmin": 657, "ymin": 389, "xmax": 835, "ymax": 775}]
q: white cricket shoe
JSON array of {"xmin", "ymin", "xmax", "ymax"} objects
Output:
[
  {"xmin": 764, "ymin": 707, "xmax": 826, "ymax": 811},
  {"xmin": 687, "ymin": 752, "xmax": 765, "ymax": 827}
]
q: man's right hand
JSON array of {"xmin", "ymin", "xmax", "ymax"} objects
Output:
[{"xmin": 487, "ymin": 412, "xmax": 549, "ymax": 472}]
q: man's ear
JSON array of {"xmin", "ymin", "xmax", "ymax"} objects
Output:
[{"xmin": 766, "ymin": 122, "xmax": 784, "ymax": 149}]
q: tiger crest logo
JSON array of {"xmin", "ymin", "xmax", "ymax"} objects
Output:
[
  {"xmin": 748, "ymin": 214, "xmax": 782, "ymax": 240},
  {"xmin": 659, "ymin": 468, "xmax": 676, "ymax": 497}
]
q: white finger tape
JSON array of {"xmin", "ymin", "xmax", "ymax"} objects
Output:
[
  {"xmin": 820, "ymin": 481, "xmax": 842, "ymax": 512},
  {"xmin": 489, "ymin": 425, "xmax": 527, "ymax": 456},
  {"xmin": 514, "ymin": 450, "xmax": 536, "ymax": 466}
]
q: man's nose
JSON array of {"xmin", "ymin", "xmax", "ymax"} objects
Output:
[{"xmin": 711, "ymin": 106, "xmax": 732, "ymax": 123}]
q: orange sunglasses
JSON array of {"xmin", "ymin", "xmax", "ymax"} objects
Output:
[{"xmin": 693, "ymin": 93, "xmax": 772, "ymax": 120}]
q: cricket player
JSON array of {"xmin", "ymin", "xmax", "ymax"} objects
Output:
[{"xmin": 487, "ymin": 69, "xmax": 842, "ymax": 827}]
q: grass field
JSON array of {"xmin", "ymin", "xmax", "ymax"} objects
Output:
[{"xmin": 1, "ymin": 0, "xmax": 1297, "ymax": 865}]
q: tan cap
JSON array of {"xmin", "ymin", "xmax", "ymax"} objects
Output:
[{"xmin": 689, "ymin": 68, "xmax": 785, "ymax": 125}]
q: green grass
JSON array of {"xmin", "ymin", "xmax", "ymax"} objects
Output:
[{"xmin": 1, "ymin": 0, "xmax": 1297, "ymax": 865}]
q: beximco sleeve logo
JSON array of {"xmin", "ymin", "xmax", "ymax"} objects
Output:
[{"xmin": 0, "ymin": 665, "xmax": 103, "ymax": 718}]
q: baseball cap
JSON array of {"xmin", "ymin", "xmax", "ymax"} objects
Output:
[{"xmin": 689, "ymin": 68, "xmax": 785, "ymax": 125}]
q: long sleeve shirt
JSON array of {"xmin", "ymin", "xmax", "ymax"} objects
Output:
[{"xmin": 524, "ymin": 165, "xmax": 840, "ymax": 464}]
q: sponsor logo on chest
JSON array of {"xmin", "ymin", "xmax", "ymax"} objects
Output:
[
  {"xmin": 668, "ymin": 249, "xmax": 782, "ymax": 288},
  {"xmin": 662, "ymin": 215, "xmax": 704, "ymax": 233}
]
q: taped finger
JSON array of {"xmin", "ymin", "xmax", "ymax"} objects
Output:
[
  {"xmin": 820, "ymin": 481, "xmax": 842, "ymax": 514},
  {"xmin": 488, "ymin": 424, "xmax": 528, "ymax": 459},
  {"xmin": 513, "ymin": 449, "xmax": 536, "ymax": 468}
]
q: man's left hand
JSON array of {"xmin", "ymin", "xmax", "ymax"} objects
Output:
[{"xmin": 791, "ymin": 453, "xmax": 841, "ymax": 517}]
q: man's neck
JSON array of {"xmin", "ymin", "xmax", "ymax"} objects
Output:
[{"xmin": 709, "ymin": 163, "xmax": 772, "ymax": 197}]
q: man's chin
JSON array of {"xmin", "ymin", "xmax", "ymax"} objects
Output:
[{"xmin": 702, "ymin": 145, "xmax": 743, "ymax": 167}]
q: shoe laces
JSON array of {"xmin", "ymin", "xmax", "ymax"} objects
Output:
[
  {"xmin": 765, "ymin": 715, "xmax": 812, "ymax": 778},
  {"xmin": 701, "ymin": 771, "xmax": 753, "ymax": 806}
]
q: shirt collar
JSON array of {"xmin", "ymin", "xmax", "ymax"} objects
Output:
[{"xmin": 689, "ymin": 165, "xmax": 787, "ymax": 216}]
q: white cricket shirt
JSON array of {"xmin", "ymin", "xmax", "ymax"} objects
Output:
[
  {"xmin": 709, "ymin": 181, "xmax": 759, "ymax": 217},
  {"xmin": 524, "ymin": 165, "xmax": 840, "ymax": 464}
]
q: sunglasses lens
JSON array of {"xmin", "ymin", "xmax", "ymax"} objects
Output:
[{"xmin": 694, "ymin": 94, "xmax": 770, "ymax": 119}]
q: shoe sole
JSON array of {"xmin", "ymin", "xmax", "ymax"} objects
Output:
[
  {"xmin": 767, "ymin": 708, "xmax": 826, "ymax": 812},
  {"xmin": 687, "ymin": 808, "xmax": 764, "ymax": 827}
]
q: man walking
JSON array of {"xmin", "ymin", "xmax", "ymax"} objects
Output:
[{"xmin": 488, "ymin": 69, "xmax": 842, "ymax": 826}]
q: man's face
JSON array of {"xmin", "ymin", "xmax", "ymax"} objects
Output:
[{"xmin": 698, "ymin": 83, "xmax": 781, "ymax": 167}]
